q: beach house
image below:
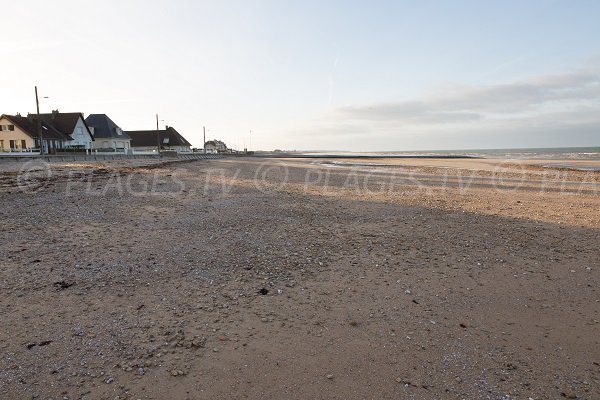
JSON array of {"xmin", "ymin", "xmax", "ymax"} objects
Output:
[
  {"xmin": 204, "ymin": 139, "xmax": 228, "ymax": 153},
  {"xmin": 0, "ymin": 113, "xmax": 71, "ymax": 153},
  {"xmin": 34, "ymin": 111, "xmax": 94, "ymax": 150},
  {"xmin": 85, "ymin": 114, "xmax": 132, "ymax": 152},
  {"xmin": 125, "ymin": 126, "xmax": 192, "ymax": 153}
]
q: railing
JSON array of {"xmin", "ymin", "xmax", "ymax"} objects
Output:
[
  {"xmin": 131, "ymin": 149, "xmax": 159, "ymax": 155},
  {"xmin": 0, "ymin": 148, "xmax": 41, "ymax": 155}
]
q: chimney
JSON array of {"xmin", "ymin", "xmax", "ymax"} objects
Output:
[{"xmin": 52, "ymin": 109, "xmax": 59, "ymax": 118}]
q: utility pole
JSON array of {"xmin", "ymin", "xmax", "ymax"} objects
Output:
[
  {"xmin": 35, "ymin": 86, "xmax": 43, "ymax": 155},
  {"xmin": 156, "ymin": 114, "xmax": 160, "ymax": 155},
  {"xmin": 203, "ymin": 126, "xmax": 206, "ymax": 154}
]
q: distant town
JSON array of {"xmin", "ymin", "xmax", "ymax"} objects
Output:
[{"xmin": 0, "ymin": 105, "xmax": 236, "ymax": 156}]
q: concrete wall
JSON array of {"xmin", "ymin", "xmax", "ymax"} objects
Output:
[
  {"xmin": 171, "ymin": 146, "xmax": 192, "ymax": 153},
  {"xmin": 0, "ymin": 153, "xmax": 159, "ymax": 162},
  {"xmin": 132, "ymin": 146, "xmax": 192, "ymax": 153},
  {"xmin": 0, "ymin": 153, "xmax": 223, "ymax": 162}
]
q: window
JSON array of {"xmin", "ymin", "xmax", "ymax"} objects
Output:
[
  {"xmin": 9, "ymin": 140, "xmax": 17, "ymax": 149},
  {"xmin": 0, "ymin": 140, "xmax": 4, "ymax": 149},
  {"xmin": 0, "ymin": 124, "xmax": 15, "ymax": 131},
  {"xmin": 21, "ymin": 140, "xmax": 27, "ymax": 149}
]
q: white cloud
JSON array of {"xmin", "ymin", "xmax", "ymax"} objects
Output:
[
  {"xmin": 281, "ymin": 62, "xmax": 600, "ymax": 150},
  {"xmin": 332, "ymin": 65, "xmax": 600, "ymax": 123}
]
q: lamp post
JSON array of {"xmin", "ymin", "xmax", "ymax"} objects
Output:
[
  {"xmin": 35, "ymin": 86, "xmax": 49, "ymax": 155},
  {"xmin": 155, "ymin": 114, "xmax": 160, "ymax": 155}
]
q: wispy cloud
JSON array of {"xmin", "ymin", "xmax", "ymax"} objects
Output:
[
  {"xmin": 283, "ymin": 62, "xmax": 600, "ymax": 150},
  {"xmin": 332, "ymin": 64, "xmax": 600, "ymax": 125}
]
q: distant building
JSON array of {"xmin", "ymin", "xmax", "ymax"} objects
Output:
[
  {"xmin": 204, "ymin": 139, "xmax": 228, "ymax": 153},
  {"xmin": 0, "ymin": 112, "xmax": 87, "ymax": 153},
  {"xmin": 125, "ymin": 126, "xmax": 192, "ymax": 153},
  {"xmin": 85, "ymin": 114, "xmax": 131, "ymax": 151}
]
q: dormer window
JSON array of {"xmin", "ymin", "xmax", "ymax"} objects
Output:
[{"xmin": 115, "ymin": 127, "xmax": 123, "ymax": 136}]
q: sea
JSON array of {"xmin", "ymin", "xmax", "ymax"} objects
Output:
[
  {"xmin": 301, "ymin": 147, "xmax": 599, "ymax": 160},
  {"xmin": 298, "ymin": 147, "xmax": 600, "ymax": 171}
]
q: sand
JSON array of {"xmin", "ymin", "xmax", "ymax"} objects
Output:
[{"xmin": 0, "ymin": 157, "xmax": 598, "ymax": 399}]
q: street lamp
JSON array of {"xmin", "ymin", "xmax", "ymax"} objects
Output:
[
  {"xmin": 35, "ymin": 86, "xmax": 49, "ymax": 155},
  {"xmin": 155, "ymin": 115, "xmax": 168, "ymax": 154},
  {"xmin": 155, "ymin": 114, "xmax": 161, "ymax": 155}
]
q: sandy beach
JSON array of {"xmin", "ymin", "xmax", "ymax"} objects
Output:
[{"xmin": 0, "ymin": 156, "xmax": 599, "ymax": 399}]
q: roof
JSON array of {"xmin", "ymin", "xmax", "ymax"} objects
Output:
[
  {"xmin": 205, "ymin": 139, "xmax": 227, "ymax": 147},
  {"xmin": 204, "ymin": 140, "xmax": 228, "ymax": 152},
  {"xmin": 1, "ymin": 114, "xmax": 71, "ymax": 141},
  {"xmin": 125, "ymin": 127, "xmax": 192, "ymax": 148},
  {"xmin": 36, "ymin": 112, "xmax": 93, "ymax": 138},
  {"xmin": 85, "ymin": 114, "xmax": 131, "ymax": 139}
]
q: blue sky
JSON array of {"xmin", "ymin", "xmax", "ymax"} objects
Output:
[{"xmin": 1, "ymin": 0, "xmax": 599, "ymax": 150}]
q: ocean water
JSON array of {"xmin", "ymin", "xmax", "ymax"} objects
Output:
[{"xmin": 302, "ymin": 147, "xmax": 600, "ymax": 160}]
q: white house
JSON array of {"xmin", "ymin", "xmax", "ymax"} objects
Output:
[
  {"xmin": 36, "ymin": 110, "xmax": 94, "ymax": 150},
  {"xmin": 204, "ymin": 139, "xmax": 228, "ymax": 153}
]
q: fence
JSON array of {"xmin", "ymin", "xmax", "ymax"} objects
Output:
[
  {"xmin": 0, "ymin": 153, "xmax": 223, "ymax": 163},
  {"xmin": 0, "ymin": 149, "xmax": 41, "ymax": 156}
]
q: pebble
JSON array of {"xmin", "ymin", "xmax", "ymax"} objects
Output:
[
  {"xmin": 396, "ymin": 377, "xmax": 411, "ymax": 385},
  {"xmin": 561, "ymin": 391, "xmax": 578, "ymax": 399}
]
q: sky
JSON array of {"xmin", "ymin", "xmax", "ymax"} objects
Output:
[{"xmin": 1, "ymin": 0, "xmax": 599, "ymax": 151}]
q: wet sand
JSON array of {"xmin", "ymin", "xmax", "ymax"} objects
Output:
[{"xmin": 0, "ymin": 157, "xmax": 599, "ymax": 399}]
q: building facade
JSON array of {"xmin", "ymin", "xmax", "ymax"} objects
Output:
[
  {"xmin": 0, "ymin": 114, "xmax": 70, "ymax": 153},
  {"xmin": 35, "ymin": 111, "xmax": 94, "ymax": 150},
  {"xmin": 85, "ymin": 114, "xmax": 131, "ymax": 151},
  {"xmin": 125, "ymin": 126, "xmax": 192, "ymax": 153}
]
